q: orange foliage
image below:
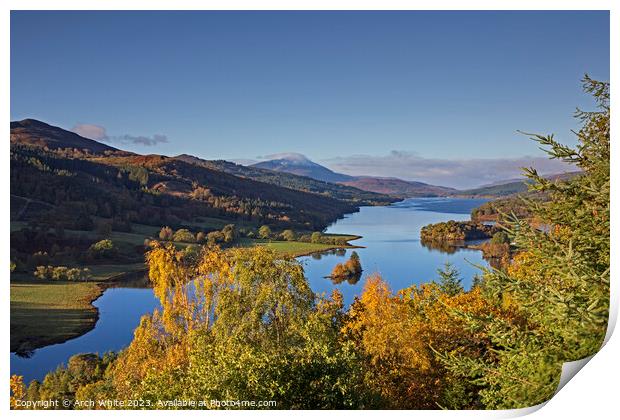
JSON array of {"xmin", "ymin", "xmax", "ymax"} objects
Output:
[{"xmin": 343, "ymin": 274, "xmax": 519, "ymax": 409}]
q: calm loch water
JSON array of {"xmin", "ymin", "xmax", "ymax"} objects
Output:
[
  {"xmin": 300, "ymin": 197, "xmax": 489, "ymax": 306},
  {"xmin": 10, "ymin": 288, "xmax": 160, "ymax": 384},
  {"xmin": 11, "ymin": 197, "xmax": 488, "ymax": 383}
]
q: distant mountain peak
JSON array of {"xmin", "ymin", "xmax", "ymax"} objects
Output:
[
  {"xmin": 261, "ymin": 152, "xmax": 312, "ymax": 164},
  {"xmin": 248, "ymin": 153, "xmax": 457, "ymax": 196},
  {"xmin": 250, "ymin": 154, "xmax": 354, "ymax": 183}
]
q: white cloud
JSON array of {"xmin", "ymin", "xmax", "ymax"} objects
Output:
[
  {"xmin": 258, "ymin": 152, "xmax": 310, "ymax": 163},
  {"xmin": 71, "ymin": 123, "xmax": 168, "ymax": 146},
  {"xmin": 72, "ymin": 124, "xmax": 107, "ymax": 141},
  {"xmin": 116, "ymin": 134, "xmax": 168, "ymax": 146},
  {"xmin": 322, "ymin": 150, "xmax": 576, "ymax": 189},
  {"xmin": 230, "ymin": 158, "xmax": 260, "ymax": 166}
]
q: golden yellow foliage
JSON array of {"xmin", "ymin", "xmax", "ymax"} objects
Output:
[
  {"xmin": 10, "ymin": 375, "xmax": 25, "ymax": 410},
  {"xmin": 343, "ymin": 274, "xmax": 520, "ymax": 409},
  {"xmin": 112, "ymin": 245, "xmax": 315, "ymax": 402}
]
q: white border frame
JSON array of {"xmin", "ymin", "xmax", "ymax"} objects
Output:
[{"xmin": 2, "ymin": 2, "xmax": 616, "ymax": 419}]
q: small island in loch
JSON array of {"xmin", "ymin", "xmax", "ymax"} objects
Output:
[{"xmin": 420, "ymin": 220, "xmax": 498, "ymax": 242}]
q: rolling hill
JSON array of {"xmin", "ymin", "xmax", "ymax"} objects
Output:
[
  {"xmin": 10, "ymin": 119, "xmax": 368, "ymax": 231},
  {"xmin": 339, "ymin": 177, "xmax": 457, "ymax": 197},
  {"xmin": 10, "ymin": 119, "xmax": 120, "ymax": 154},
  {"xmin": 175, "ymin": 154, "xmax": 395, "ymax": 206},
  {"xmin": 457, "ymin": 171, "xmax": 582, "ymax": 197}
]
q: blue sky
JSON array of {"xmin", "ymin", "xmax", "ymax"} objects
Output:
[{"xmin": 10, "ymin": 11, "xmax": 609, "ymax": 188}]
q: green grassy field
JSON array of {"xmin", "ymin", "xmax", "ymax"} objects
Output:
[
  {"xmin": 10, "ymin": 278, "xmax": 103, "ymax": 354},
  {"xmin": 181, "ymin": 217, "xmax": 255, "ymax": 232},
  {"xmin": 239, "ymin": 236, "xmax": 360, "ymax": 258},
  {"xmin": 10, "ymin": 261, "xmax": 147, "ymax": 354},
  {"xmin": 85, "ymin": 262, "xmax": 147, "ymax": 281}
]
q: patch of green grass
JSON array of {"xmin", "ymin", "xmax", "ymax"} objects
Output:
[
  {"xmin": 181, "ymin": 217, "xmax": 254, "ymax": 232},
  {"xmin": 85, "ymin": 262, "xmax": 146, "ymax": 281},
  {"xmin": 129, "ymin": 223, "xmax": 160, "ymax": 236},
  {"xmin": 10, "ymin": 279, "xmax": 103, "ymax": 354},
  {"xmin": 64, "ymin": 228, "xmax": 151, "ymax": 248},
  {"xmin": 239, "ymin": 239, "xmax": 352, "ymax": 258},
  {"xmin": 10, "ymin": 259, "xmax": 147, "ymax": 354},
  {"xmin": 323, "ymin": 233, "xmax": 361, "ymax": 242}
]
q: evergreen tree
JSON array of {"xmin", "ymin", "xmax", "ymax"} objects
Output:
[
  {"xmin": 433, "ymin": 262, "xmax": 463, "ymax": 297},
  {"xmin": 442, "ymin": 77, "xmax": 610, "ymax": 409}
]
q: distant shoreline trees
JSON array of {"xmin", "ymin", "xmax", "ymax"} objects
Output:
[{"xmin": 420, "ymin": 220, "xmax": 496, "ymax": 242}]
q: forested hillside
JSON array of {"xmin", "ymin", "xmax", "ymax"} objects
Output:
[
  {"xmin": 175, "ymin": 154, "xmax": 395, "ymax": 205},
  {"xmin": 11, "ymin": 119, "xmax": 120, "ymax": 154},
  {"xmin": 10, "ymin": 120, "xmax": 371, "ymax": 232},
  {"xmin": 340, "ymin": 176, "xmax": 457, "ymax": 197}
]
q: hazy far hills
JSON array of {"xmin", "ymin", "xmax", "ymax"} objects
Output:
[
  {"xmin": 175, "ymin": 154, "xmax": 395, "ymax": 206},
  {"xmin": 250, "ymin": 154, "xmax": 457, "ymax": 198},
  {"xmin": 457, "ymin": 171, "xmax": 582, "ymax": 197},
  {"xmin": 339, "ymin": 176, "xmax": 457, "ymax": 197}
]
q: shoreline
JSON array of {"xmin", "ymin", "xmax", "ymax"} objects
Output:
[
  {"xmin": 11, "ymin": 267, "xmax": 148, "ymax": 355},
  {"xmin": 291, "ymin": 244, "xmax": 365, "ymax": 259},
  {"xmin": 290, "ymin": 235, "xmax": 365, "ymax": 258}
]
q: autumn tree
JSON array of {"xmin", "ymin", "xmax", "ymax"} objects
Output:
[
  {"xmin": 346, "ymin": 251, "xmax": 362, "ymax": 274},
  {"xmin": 159, "ymin": 226, "xmax": 173, "ymax": 241},
  {"xmin": 173, "ymin": 228, "xmax": 195, "ymax": 243},
  {"xmin": 330, "ymin": 251, "xmax": 363, "ymax": 284},
  {"xmin": 206, "ymin": 230, "xmax": 224, "ymax": 246},
  {"xmin": 258, "ymin": 225, "xmax": 272, "ymax": 239},
  {"xmin": 108, "ymin": 245, "xmax": 370, "ymax": 408},
  {"xmin": 281, "ymin": 229, "xmax": 296, "ymax": 241},
  {"xmin": 342, "ymin": 274, "xmax": 505, "ymax": 409},
  {"xmin": 10, "ymin": 375, "xmax": 25, "ymax": 409},
  {"xmin": 87, "ymin": 239, "xmax": 117, "ymax": 259},
  {"xmin": 221, "ymin": 224, "xmax": 237, "ymax": 243}
]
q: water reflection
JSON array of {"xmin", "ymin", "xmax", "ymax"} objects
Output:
[
  {"xmin": 309, "ymin": 248, "xmax": 348, "ymax": 260},
  {"xmin": 13, "ymin": 349, "xmax": 34, "ymax": 359},
  {"xmin": 11, "ymin": 284, "xmax": 160, "ymax": 384},
  {"xmin": 328, "ymin": 271, "xmax": 363, "ymax": 285},
  {"xmin": 300, "ymin": 198, "xmax": 490, "ymax": 307},
  {"xmin": 419, "ymin": 238, "xmax": 465, "ymax": 254}
]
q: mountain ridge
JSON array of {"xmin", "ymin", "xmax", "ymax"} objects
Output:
[
  {"xmin": 456, "ymin": 171, "xmax": 582, "ymax": 197},
  {"xmin": 249, "ymin": 154, "xmax": 457, "ymax": 197},
  {"xmin": 174, "ymin": 154, "xmax": 395, "ymax": 206},
  {"xmin": 10, "ymin": 119, "xmax": 121, "ymax": 154},
  {"xmin": 10, "ymin": 119, "xmax": 367, "ymax": 231},
  {"xmin": 339, "ymin": 176, "xmax": 457, "ymax": 197}
]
